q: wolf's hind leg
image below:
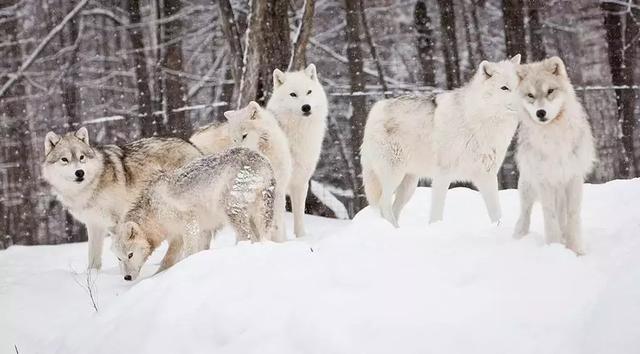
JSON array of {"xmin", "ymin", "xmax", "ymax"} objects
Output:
[
  {"xmin": 87, "ymin": 225, "xmax": 105, "ymax": 270},
  {"xmin": 392, "ymin": 174, "xmax": 419, "ymax": 223},
  {"xmin": 157, "ymin": 236, "xmax": 184, "ymax": 274},
  {"xmin": 429, "ymin": 175, "xmax": 452, "ymax": 223},
  {"xmin": 227, "ymin": 207, "xmax": 256, "ymax": 243},
  {"xmin": 475, "ymin": 174, "xmax": 501, "ymax": 223},
  {"xmin": 564, "ymin": 177, "xmax": 585, "ymax": 255},
  {"xmin": 514, "ymin": 178, "xmax": 535, "ymax": 238},
  {"xmin": 378, "ymin": 171, "xmax": 404, "ymax": 228}
]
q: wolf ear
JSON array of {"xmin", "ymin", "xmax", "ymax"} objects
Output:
[
  {"xmin": 74, "ymin": 127, "xmax": 89, "ymax": 145},
  {"xmin": 545, "ymin": 56, "xmax": 567, "ymax": 77},
  {"xmin": 273, "ymin": 69, "xmax": 286, "ymax": 88},
  {"xmin": 125, "ymin": 221, "xmax": 139, "ymax": 240},
  {"xmin": 479, "ymin": 60, "xmax": 494, "ymax": 79},
  {"xmin": 248, "ymin": 101, "xmax": 261, "ymax": 120},
  {"xmin": 44, "ymin": 131, "xmax": 61, "ymax": 155},
  {"xmin": 509, "ymin": 54, "xmax": 521, "ymax": 65},
  {"xmin": 304, "ymin": 63, "xmax": 317, "ymax": 81}
]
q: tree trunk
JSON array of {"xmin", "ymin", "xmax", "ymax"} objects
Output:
[
  {"xmin": 289, "ymin": 0, "xmax": 315, "ymax": 70},
  {"xmin": 601, "ymin": 1, "xmax": 636, "ymax": 176},
  {"xmin": 162, "ymin": 0, "xmax": 191, "ymax": 138},
  {"xmin": 501, "ymin": 0, "xmax": 527, "ymax": 62},
  {"xmin": 623, "ymin": 8, "xmax": 638, "ymax": 176},
  {"xmin": 471, "ymin": 0, "xmax": 486, "ymax": 60},
  {"xmin": 128, "ymin": 0, "xmax": 159, "ymax": 137},
  {"xmin": 218, "ymin": 0, "xmax": 244, "ymax": 104},
  {"xmin": 237, "ymin": 0, "xmax": 265, "ymax": 108},
  {"xmin": 527, "ymin": 0, "xmax": 546, "ymax": 61},
  {"xmin": 359, "ymin": 0, "xmax": 389, "ymax": 97},
  {"xmin": 436, "ymin": 0, "xmax": 460, "ymax": 89},
  {"xmin": 259, "ymin": 0, "xmax": 290, "ymax": 104},
  {"xmin": 414, "ymin": 0, "xmax": 436, "ymax": 87},
  {"xmin": 344, "ymin": 0, "xmax": 367, "ymax": 211},
  {"xmin": 460, "ymin": 0, "xmax": 476, "ymax": 74}
]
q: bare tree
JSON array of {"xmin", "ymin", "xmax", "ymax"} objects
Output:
[
  {"xmin": 259, "ymin": 0, "xmax": 291, "ymax": 103},
  {"xmin": 501, "ymin": 0, "xmax": 527, "ymax": 61},
  {"xmin": 218, "ymin": 0, "xmax": 244, "ymax": 104},
  {"xmin": 359, "ymin": 0, "xmax": 389, "ymax": 97},
  {"xmin": 289, "ymin": 0, "xmax": 316, "ymax": 70},
  {"xmin": 344, "ymin": 0, "xmax": 367, "ymax": 211},
  {"xmin": 238, "ymin": 0, "xmax": 265, "ymax": 108},
  {"xmin": 415, "ymin": 0, "xmax": 436, "ymax": 86},
  {"xmin": 436, "ymin": 0, "xmax": 460, "ymax": 89},
  {"xmin": 527, "ymin": 0, "xmax": 546, "ymax": 61}
]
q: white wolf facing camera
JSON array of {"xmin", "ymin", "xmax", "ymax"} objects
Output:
[
  {"xmin": 111, "ymin": 147, "xmax": 277, "ymax": 281},
  {"xmin": 361, "ymin": 55, "xmax": 522, "ymax": 227},
  {"xmin": 513, "ymin": 56, "xmax": 595, "ymax": 255},
  {"xmin": 190, "ymin": 101, "xmax": 292, "ymax": 242},
  {"xmin": 42, "ymin": 127, "xmax": 201, "ymax": 269},
  {"xmin": 267, "ymin": 63, "xmax": 328, "ymax": 237}
]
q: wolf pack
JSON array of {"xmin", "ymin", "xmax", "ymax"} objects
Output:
[{"xmin": 42, "ymin": 55, "xmax": 594, "ymax": 281}]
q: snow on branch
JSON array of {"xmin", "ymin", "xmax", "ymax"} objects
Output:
[{"xmin": 0, "ymin": 0, "xmax": 90, "ymax": 98}]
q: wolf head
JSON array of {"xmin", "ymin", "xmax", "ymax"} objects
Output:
[
  {"xmin": 223, "ymin": 101, "xmax": 272, "ymax": 149},
  {"xmin": 472, "ymin": 55, "xmax": 522, "ymax": 113},
  {"xmin": 517, "ymin": 56, "xmax": 571, "ymax": 125},
  {"xmin": 268, "ymin": 64, "xmax": 327, "ymax": 118},
  {"xmin": 42, "ymin": 127, "xmax": 102, "ymax": 192},
  {"xmin": 111, "ymin": 221, "xmax": 154, "ymax": 281}
]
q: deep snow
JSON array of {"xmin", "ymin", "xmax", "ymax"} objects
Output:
[{"xmin": 1, "ymin": 179, "xmax": 640, "ymax": 354}]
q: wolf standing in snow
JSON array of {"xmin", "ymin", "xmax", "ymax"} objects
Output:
[
  {"xmin": 42, "ymin": 127, "xmax": 202, "ymax": 269},
  {"xmin": 267, "ymin": 64, "xmax": 328, "ymax": 237},
  {"xmin": 111, "ymin": 147, "xmax": 276, "ymax": 281},
  {"xmin": 361, "ymin": 56, "xmax": 522, "ymax": 226},
  {"xmin": 190, "ymin": 101, "xmax": 292, "ymax": 242},
  {"xmin": 513, "ymin": 57, "xmax": 595, "ymax": 255}
]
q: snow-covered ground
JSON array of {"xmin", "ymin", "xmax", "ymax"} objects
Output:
[{"xmin": 2, "ymin": 179, "xmax": 640, "ymax": 354}]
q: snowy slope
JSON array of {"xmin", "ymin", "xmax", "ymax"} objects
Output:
[{"xmin": 1, "ymin": 180, "xmax": 640, "ymax": 354}]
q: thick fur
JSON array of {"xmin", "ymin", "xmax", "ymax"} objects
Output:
[
  {"xmin": 111, "ymin": 147, "xmax": 276, "ymax": 280},
  {"xmin": 42, "ymin": 128, "xmax": 201, "ymax": 269},
  {"xmin": 266, "ymin": 63, "xmax": 328, "ymax": 237},
  {"xmin": 361, "ymin": 56, "xmax": 522, "ymax": 226},
  {"xmin": 513, "ymin": 57, "xmax": 596, "ymax": 255},
  {"xmin": 190, "ymin": 101, "xmax": 292, "ymax": 242}
]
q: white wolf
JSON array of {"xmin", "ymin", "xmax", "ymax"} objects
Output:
[
  {"xmin": 111, "ymin": 147, "xmax": 276, "ymax": 281},
  {"xmin": 361, "ymin": 55, "xmax": 522, "ymax": 226},
  {"xmin": 190, "ymin": 101, "xmax": 291, "ymax": 242},
  {"xmin": 513, "ymin": 57, "xmax": 595, "ymax": 255},
  {"xmin": 42, "ymin": 127, "xmax": 201, "ymax": 269},
  {"xmin": 267, "ymin": 64, "xmax": 328, "ymax": 237}
]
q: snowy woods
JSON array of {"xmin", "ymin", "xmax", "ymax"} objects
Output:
[{"xmin": 1, "ymin": 0, "xmax": 639, "ymax": 248}]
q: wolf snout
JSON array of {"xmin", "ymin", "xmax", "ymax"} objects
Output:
[
  {"xmin": 124, "ymin": 275, "xmax": 132, "ymax": 281},
  {"xmin": 301, "ymin": 104, "xmax": 311, "ymax": 115},
  {"xmin": 536, "ymin": 109, "xmax": 547, "ymax": 121},
  {"xmin": 75, "ymin": 169, "xmax": 84, "ymax": 178}
]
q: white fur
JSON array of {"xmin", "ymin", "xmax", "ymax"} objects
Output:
[
  {"xmin": 513, "ymin": 57, "xmax": 596, "ymax": 255},
  {"xmin": 361, "ymin": 56, "xmax": 522, "ymax": 226},
  {"xmin": 266, "ymin": 63, "xmax": 328, "ymax": 237}
]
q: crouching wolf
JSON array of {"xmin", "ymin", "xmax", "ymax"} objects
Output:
[
  {"xmin": 267, "ymin": 64, "xmax": 328, "ymax": 237},
  {"xmin": 190, "ymin": 101, "xmax": 292, "ymax": 242},
  {"xmin": 361, "ymin": 55, "xmax": 522, "ymax": 226},
  {"xmin": 111, "ymin": 147, "xmax": 276, "ymax": 281},
  {"xmin": 513, "ymin": 57, "xmax": 595, "ymax": 255},
  {"xmin": 42, "ymin": 127, "xmax": 201, "ymax": 269}
]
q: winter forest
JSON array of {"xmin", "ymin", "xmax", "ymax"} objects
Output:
[{"xmin": 0, "ymin": 0, "xmax": 639, "ymax": 248}]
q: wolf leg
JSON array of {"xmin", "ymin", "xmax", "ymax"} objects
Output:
[
  {"xmin": 271, "ymin": 187, "xmax": 287, "ymax": 242},
  {"xmin": 227, "ymin": 208, "xmax": 256, "ymax": 243},
  {"xmin": 290, "ymin": 177, "xmax": 310, "ymax": 237},
  {"xmin": 157, "ymin": 236, "xmax": 184, "ymax": 274},
  {"xmin": 564, "ymin": 177, "xmax": 585, "ymax": 255},
  {"xmin": 378, "ymin": 171, "xmax": 405, "ymax": 228},
  {"xmin": 475, "ymin": 174, "xmax": 501, "ymax": 223},
  {"xmin": 514, "ymin": 178, "xmax": 535, "ymax": 238},
  {"xmin": 540, "ymin": 188, "xmax": 563, "ymax": 245},
  {"xmin": 429, "ymin": 175, "xmax": 452, "ymax": 223},
  {"xmin": 392, "ymin": 174, "xmax": 419, "ymax": 223},
  {"xmin": 87, "ymin": 225, "xmax": 105, "ymax": 270}
]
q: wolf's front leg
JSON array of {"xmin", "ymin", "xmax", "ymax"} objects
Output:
[
  {"xmin": 429, "ymin": 175, "xmax": 452, "ymax": 223},
  {"xmin": 475, "ymin": 174, "xmax": 501, "ymax": 223},
  {"xmin": 564, "ymin": 177, "xmax": 585, "ymax": 255},
  {"xmin": 514, "ymin": 178, "xmax": 535, "ymax": 238},
  {"xmin": 87, "ymin": 225, "xmax": 106, "ymax": 270},
  {"xmin": 272, "ymin": 189, "xmax": 288, "ymax": 242},
  {"xmin": 156, "ymin": 236, "xmax": 184, "ymax": 274},
  {"xmin": 540, "ymin": 188, "xmax": 563, "ymax": 245},
  {"xmin": 290, "ymin": 178, "xmax": 310, "ymax": 237}
]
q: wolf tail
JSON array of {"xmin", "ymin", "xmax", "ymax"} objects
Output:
[{"xmin": 362, "ymin": 158, "xmax": 382, "ymax": 207}]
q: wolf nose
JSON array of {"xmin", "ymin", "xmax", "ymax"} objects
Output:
[
  {"xmin": 301, "ymin": 104, "xmax": 311, "ymax": 113},
  {"xmin": 124, "ymin": 275, "xmax": 132, "ymax": 281},
  {"xmin": 75, "ymin": 169, "xmax": 84, "ymax": 178},
  {"xmin": 536, "ymin": 109, "xmax": 546, "ymax": 119}
]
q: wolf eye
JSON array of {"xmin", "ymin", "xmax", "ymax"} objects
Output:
[
  {"xmin": 79, "ymin": 155, "xmax": 85, "ymax": 161},
  {"xmin": 547, "ymin": 88, "xmax": 555, "ymax": 95},
  {"xmin": 242, "ymin": 133, "xmax": 248, "ymax": 140},
  {"xmin": 290, "ymin": 92, "xmax": 297, "ymax": 97},
  {"xmin": 500, "ymin": 86, "xmax": 510, "ymax": 91},
  {"xmin": 60, "ymin": 157, "xmax": 69, "ymax": 163},
  {"xmin": 527, "ymin": 93, "xmax": 535, "ymax": 99},
  {"xmin": 128, "ymin": 252, "xmax": 133, "ymax": 259},
  {"xmin": 307, "ymin": 90, "xmax": 312, "ymax": 95}
]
